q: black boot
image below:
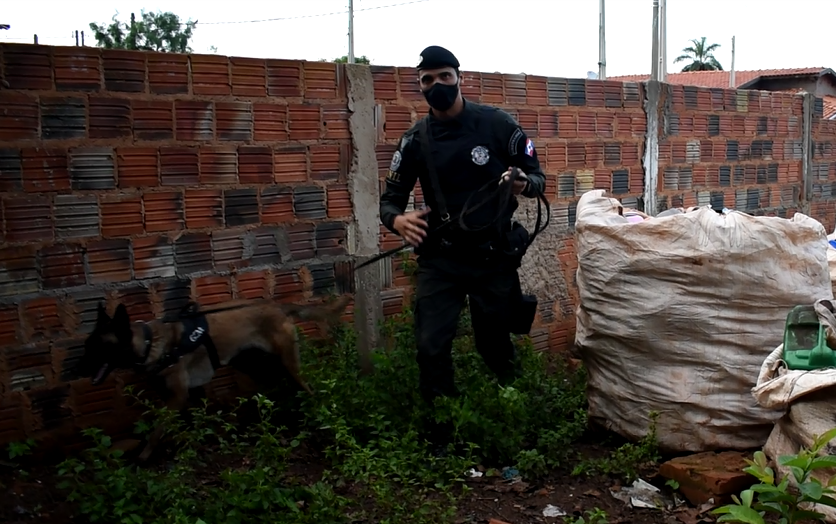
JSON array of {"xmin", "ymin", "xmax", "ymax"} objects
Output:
[{"xmin": 423, "ymin": 418, "xmax": 453, "ymax": 459}]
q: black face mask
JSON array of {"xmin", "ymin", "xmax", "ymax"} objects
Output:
[{"xmin": 422, "ymin": 81, "xmax": 459, "ymax": 112}]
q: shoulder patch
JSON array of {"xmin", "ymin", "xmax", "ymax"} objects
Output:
[
  {"xmin": 508, "ymin": 128, "xmax": 524, "ymax": 156},
  {"xmin": 390, "ymin": 150, "xmax": 402, "ymax": 171},
  {"xmin": 524, "ymin": 138, "xmax": 536, "ymax": 157}
]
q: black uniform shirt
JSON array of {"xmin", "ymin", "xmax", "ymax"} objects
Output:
[{"xmin": 379, "ymin": 99, "xmax": 546, "ymax": 247}]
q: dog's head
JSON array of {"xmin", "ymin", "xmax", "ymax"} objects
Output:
[{"xmin": 78, "ymin": 303, "xmax": 139, "ymax": 386}]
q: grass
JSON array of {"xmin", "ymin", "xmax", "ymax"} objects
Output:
[{"xmin": 8, "ymin": 300, "xmax": 662, "ymax": 524}]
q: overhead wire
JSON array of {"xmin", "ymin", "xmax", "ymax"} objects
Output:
[{"xmin": 199, "ymin": 0, "xmax": 430, "ymax": 25}]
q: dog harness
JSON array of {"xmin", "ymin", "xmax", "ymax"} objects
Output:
[{"xmin": 143, "ymin": 303, "xmax": 222, "ymax": 373}]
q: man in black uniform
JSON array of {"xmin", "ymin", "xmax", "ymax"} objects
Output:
[{"xmin": 379, "ymin": 45, "xmax": 546, "ymax": 452}]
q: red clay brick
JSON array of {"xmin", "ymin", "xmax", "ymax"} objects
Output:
[
  {"xmin": 101, "ymin": 195, "xmax": 143, "ymax": 238},
  {"xmin": 0, "ymin": 306, "xmax": 20, "ymax": 347},
  {"xmin": 558, "ymin": 112, "xmax": 578, "ymax": 138},
  {"xmin": 238, "ymin": 146, "xmax": 273, "ymax": 184},
  {"xmin": 199, "ymin": 146, "xmax": 237, "ymax": 185},
  {"xmin": 481, "ymin": 73, "xmax": 503, "ymax": 104},
  {"xmin": 659, "ymin": 452, "xmax": 756, "ymax": 505},
  {"xmin": 160, "ymin": 146, "xmax": 199, "ymax": 186},
  {"xmin": 385, "ymin": 105, "xmax": 412, "ymax": 140},
  {"xmin": 503, "ymin": 74, "xmax": 527, "ymax": 105},
  {"xmin": 526, "ymin": 76, "xmax": 548, "ymax": 106},
  {"xmin": 21, "ymin": 147, "xmax": 69, "ymax": 192},
  {"xmin": 303, "ymin": 61, "xmax": 338, "ymax": 99},
  {"xmin": 310, "ymin": 144, "xmax": 342, "ymax": 181},
  {"xmin": 147, "ymin": 53, "xmax": 189, "ymax": 94},
  {"xmin": 231, "ymin": 56, "xmax": 267, "ymax": 97},
  {"xmin": 323, "ymin": 104, "xmax": 351, "ymax": 140},
  {"xmin": 216, "ymin": 101, "xmax": 253, "ymax": 141},
  {"xmin": 288, "ymin": 104, "xmax": 321, "ymax": 141},
  {"xmin": 144, "ymin": 191, "xmax": 184, "ymax": 233},
  {"xmin": 89, "ymin": 97, "xmax": 131, "ymax": 139},
  {"xmin": 260, "ymin": 186, "xmax": 294, "ymax": 224},
  {"xmin": 175, "ymin": 100, "xmax": 214, "ymax": 142},
  {"xmin": 4, "ymin": 195, "xmax": 53, "ymax": 243},
  {"xmin": 38, "ymin": 243, "xmax": 86, "ymax": 289},
  {"xmin": 273, "ymin": 269, "xmax": 304, "ymax": 301},
  {"xmin": 22, "ymin": 297, "xmax": 65, "ymax": 340},
  {"xmin": 253, "ymin": 103, "xmax": 288, "ymax": 142},
  {"xmin": 132, "ymin": 100, "xmax": 174, "ymax": 140},
  {"xmin": 460, "ymin": 71, "xmax": 481, "ymax": 102},
  {"xmin": 327, "ymin": 184, "xmax": 352, "ymax": 218},
  {"xmin": 116, "ymin": 286, "xmax": 154, "ymax": 322},
  {"xmin": 191, "ymin": 54, "xmax": 231, "ymax": 96},
  {"xmin": 132, "ymin": 235, "xmax": 175, "ymax": 280},
  {"xmin": 53, "ymin": 47, "xmax": 101, "ymax": 91},
  {"xmin": 274, "ymin": 146, "xmax": 308, "ymax": 183},
  {"xmin": 2, "ymin": 43, "xmax": 52, "ymax": 90},
  {"xmin": 195, "ymin": 275, "xmax": 232, "ymax": 306},
  {"xmin": 102, "ymin": 49, "xmax": 147, "ymax": 92},
  {"xmin": 266, "ymin": 59, "xmax": 303, "ymax": 97},
  {"xmin": 371, "ymin": 66, "xmax": 398, "ymax": 100},
  {"xmin": 397, "ymin": 67, "xmax": 423, "ymax": 101},
  {"xmin": 87, "ymin": 239, "xmax": 131, "ymax": 284},
  {"xmin": 546, "ymin": 144, "xmax": 567, "ymax": 172},
  {"xmin": 185, "ymin": 189, "xmax": 223, "ymax": 229},
  {"xmin": 0, "ymin": 92, "xmax": 39, "ymax": 141},
  {"xmin": 236, "ymin": 270, "xmax": 269, "ymax": 300},
  {"xmin": 117, "ymin": 147, "xmax": 159, "ymax": 188}
]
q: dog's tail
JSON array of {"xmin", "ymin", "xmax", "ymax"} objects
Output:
[{"xmin": 281, "ymin": 295, "xmax": 352, "ymax": 324}]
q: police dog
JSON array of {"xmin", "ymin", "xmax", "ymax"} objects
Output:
[{"xmin": 79, "ymin": 295, "xmax": 351, "ymax": 461}]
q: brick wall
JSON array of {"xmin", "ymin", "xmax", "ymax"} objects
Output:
[
  {"xmin": 0, "ymin": 42, "xmax": 834, "ymax": 451},
  {"xmin": 0, "ymin": 44, "xmax": 358, "ymax": 449},
  {"xmin": 811, "ymin": 98, "xmax": 836, "ymax": 229},
  {"xmin": 655, "ymin": 85, "xmax": 804, "ymax": 217}
]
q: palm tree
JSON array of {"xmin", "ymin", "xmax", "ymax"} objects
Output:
[{"xmin": 674, "ymin": 37, "xmax": 723, "ymax": 72}]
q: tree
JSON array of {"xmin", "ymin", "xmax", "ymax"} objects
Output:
[
  {"xmin": 89, "ymin": 10, "xmax": 197, "ymax": 53},
  {"xmin": 674, "ymin": 37, "xmax": 723, "ymax": 72},
  {"xmin": 332, "ymin": 55, "xmax": 371, "ymax": 64}
]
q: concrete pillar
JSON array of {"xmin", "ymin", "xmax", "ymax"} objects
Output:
[
  {"xmin": 642, "ymin": 80, "xmax": 662, "ymax": 215},
  {"xmin": 345, "ymin": 64, "xmax": 382, "ymax": 375},
  {"xmin": 801, "ymin": 91, "xmax": 814, "ymax": 215}
]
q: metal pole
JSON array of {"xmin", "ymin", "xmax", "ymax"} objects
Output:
[
  {"xmin": 729, "ymin": 36, "xmax": 736, "ymax": 87},
  {"xmin": 660, "ymin": 0, "xmax": 667, "ymax": 81},
  {"xmin": 598, "ymin": 0, "xmax": 606, "ymax": 80},
  {"xmin": 348, "ymin": 0, "xmax": 355, "ymax": 64},
  {"xmin": 651, "ymin": 0, "xmax": 660, "ymax": 81}
]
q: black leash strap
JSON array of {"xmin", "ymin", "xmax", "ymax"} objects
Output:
[{"xmin": 417, "ymin": 117, "xmax": 450, "ymax": 223}]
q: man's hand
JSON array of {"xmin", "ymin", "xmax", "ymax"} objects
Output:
[
  {"xmin": 500, "ymin": 168, "xmax": 529, "ymax": 195},
  {"xmin": 393, "ymin": 207, "xmax": 431, "ymax": 247}
]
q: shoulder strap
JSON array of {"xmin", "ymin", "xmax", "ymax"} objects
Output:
[{"xmin": 417, "ymin": 118, "xmax": 450, "ymax": 223}]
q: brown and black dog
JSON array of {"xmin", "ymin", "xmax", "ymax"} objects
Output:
[{"xmin": 78, "ymin": 295, "xmax": 351, "ymax": 460}]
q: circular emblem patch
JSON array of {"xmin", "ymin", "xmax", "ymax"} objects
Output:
[
  {"xmin": 471, "ymin": 146, "xmax": 490, "ymax": 166},
  {"xmin": 390, "ymin": 150, "xmax": 402, "ymax": 171}
]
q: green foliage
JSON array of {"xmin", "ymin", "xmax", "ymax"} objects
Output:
[
  {"xmin": 713, "ymin": 427, "xmax": 836, "ymax": 524},
  {"xmin": 7, "ymin": 437, "xmax": 35, "ymax": 460},
  {"xmin": 674, "ymin": 37, "xmax": 723, "ymax": 72},
  {"xmin": 46, "ymin": 302, "xmax": 662, "ymax": 522},
  {"xmin": 329, "ymin": 55, "xmax": 372, "ymax": 64},
  {"xmin": 89, "ymin": 10, "xmax": 197, "ymax": 53},
  {"xmin": 571, "ymin": 411, "xmax": 661, "ymax": 483},
  {"xmin": 564, "ymin": 507, "xmax": 609, "ymax": 524}
]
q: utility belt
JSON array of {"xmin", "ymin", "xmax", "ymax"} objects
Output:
[{"xmin": 417, "ymin": 219, "xmax": 531, "ymax": 265}]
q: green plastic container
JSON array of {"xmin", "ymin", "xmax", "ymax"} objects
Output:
[{"xmin": 782, "ymin": 305, "xmax": 836, "ymax": 371}]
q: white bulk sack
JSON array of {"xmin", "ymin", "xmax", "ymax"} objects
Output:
[
  {"xmin": 574, "ymin": 189, "xmax": 832, "ymax": 452},
  {"xmin": 827, "ymin": 229, "xmax": 836, "ymax": 293}
]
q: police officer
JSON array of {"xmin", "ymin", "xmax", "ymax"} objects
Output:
[{"xmin": 379, "ymin": 45, "xmax": 546, "ymax": 453}]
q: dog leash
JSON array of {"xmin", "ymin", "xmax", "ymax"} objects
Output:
[{"xmin": 354, "ymin": 167, "xmax": 550, "ymax": 271}]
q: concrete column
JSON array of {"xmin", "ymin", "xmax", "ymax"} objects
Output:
[
  {"xmin": 801, "ymin": 91, "xmax": 814, "ymax": 215},
  {"xmin": 642, "ymin": 80, "xmax": 662, "ymax": 215},
  {"xmin": 345, "ymin": 64, "xmax": 382, "ymax": 375}
]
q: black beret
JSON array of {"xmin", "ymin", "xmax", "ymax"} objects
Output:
[{"xmin": 417, "ymin": 45, "xmax": 460, "ymax": 71}]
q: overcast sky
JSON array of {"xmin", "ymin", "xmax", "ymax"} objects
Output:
[{"xmin": 1, "ymin": 0, "xmax": 832, "ymax": 79}]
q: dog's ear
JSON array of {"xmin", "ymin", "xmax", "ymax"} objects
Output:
[
  {"xmin": 112, "ymin": 303, "xmax": 130, "ymax": 326},
  {"xmin": 95, "ymin": 301, "xmax": 111, "ymax": 328}
]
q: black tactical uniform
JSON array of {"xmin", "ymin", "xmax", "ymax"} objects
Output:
[{"xmin": 379, "ymin": 46, "xmax": 546, "ymax": 436}]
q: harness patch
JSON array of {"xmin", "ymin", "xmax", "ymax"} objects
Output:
[{"xmin": 179, "ymin": 314, "xmax": 210, "ymax": 354}]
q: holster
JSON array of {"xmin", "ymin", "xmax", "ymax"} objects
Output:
[
  {"xmin": 500, "ymin": 221, "xmax": 531, "ymax": 267},
  {"xmin": 509, "ymin": 293, "xmax": 538, "ymax": 335}
]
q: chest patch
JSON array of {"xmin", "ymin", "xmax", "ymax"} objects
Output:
[{"xmin": 471, "ymin": 145, "xmax": 490, "ymax": 166}]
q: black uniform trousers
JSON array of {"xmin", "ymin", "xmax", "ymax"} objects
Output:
[{"xmin": 413, "ymin": 249, "xmax": 523, "ymax": 404}]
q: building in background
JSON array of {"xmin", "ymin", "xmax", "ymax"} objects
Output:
[{"xmin": 610, "ymin": 68, "xmax": 836, "ymax": 120}]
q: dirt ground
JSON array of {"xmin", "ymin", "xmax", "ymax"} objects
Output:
[{"xmin": 0, "ymin": 440, "xmax": 713, "ymax": 524}]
